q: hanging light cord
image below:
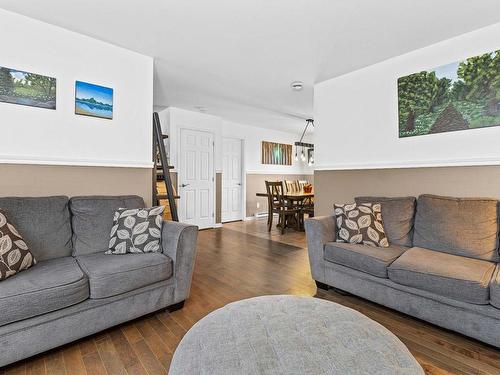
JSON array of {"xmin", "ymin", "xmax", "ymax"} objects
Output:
[{"xmin": 299, "ymin": 119, "xmax": 314, "ymax": 143}]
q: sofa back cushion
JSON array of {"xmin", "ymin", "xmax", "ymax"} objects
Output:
[
  {"xmin": 0, "ymin": 196, "xmax": 72, "ymax": 261},
  {"xmin": 355, "ymin": 196, "xmax": 416, "ymax": 247},
  {"xmin": 70, "ymin": 195, "xmax": 145, "ymax": 256},
  {"xmin": 414, "ymin": 194, "xmax": 499, "ymax": 262}
]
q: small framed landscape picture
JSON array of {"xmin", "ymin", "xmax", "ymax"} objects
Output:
[
  {"xmin": 75, "ymin": 81, "xmax": 113, "ymax": 119},
  {"xmin": 0, "ymin": 66, "xmax": 56, "ymax": 109}
]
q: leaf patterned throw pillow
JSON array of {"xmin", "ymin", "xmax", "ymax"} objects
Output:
[
  {"xmin": 334, "ymin": 203, "xmax": 389, "ymax": 247},
  {"xmin": 0, "ymin": 210, "xmax": 37, "ymax": 280},
  {"xmin": 106, "ymin": 206, "xmax": 165, "ymax": 254}
]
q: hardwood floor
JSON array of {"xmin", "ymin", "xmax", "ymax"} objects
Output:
[{"xmin": 3, "ymin": 219, "xmax": 500, "ymax": 374}]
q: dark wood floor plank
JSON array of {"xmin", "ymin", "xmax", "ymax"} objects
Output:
[
  {"xmin": 44, "ymin": 351, "xmax": 66, "ymax": 375},
  {"xmin": 82, "ymin": 351, "xmax": 107, "ymax": 375},
  {"xmin": 4, "ymin": 362, "xmax": 26, "ymax": 375},
  {"xmin": 108, "ymin": 329, "xmax": 148, "ymax": 375},
  {"xmin": 121, "ymin": 323, "xmax": 144, "ymax": 345},
  {"xmin": 96, "ymin": 337, "xmax": 128, "ymax": 375},
  {"xmin": 78, "ymin": 338, "xmax": 98, "ymax": 358},
  {"xmin": 62, "ymin": 345, "xmax": 86, "ymax": 375},
  {"xmin": 9, "ymin": 218, "xmax": 500, "ymax": 374},
  {"xmin": 135, "ymin": 320, "xmax": 172, "ymax": 371},
  {"xmin": 130, "ymin": 340, "xmax": 166, "ymax": 375},
  {"xmin": 25, "ymin": 356, "xmax": 45, "ymax": 375},
  {"xmin": 147, "ymin": 316, "xmax": 181, "ymax": 352}
]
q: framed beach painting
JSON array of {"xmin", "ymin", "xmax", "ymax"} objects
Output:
[
  {"xmin": 0, "ymin": 66, "xmax": 56, "ymax": 109},
  {"xmin": 75, "ymin": 81, "xmax": 113, "ymax": 119},
  {"xmin": 398, "ymin": 49, "xmax": 499, "ymax": 138}
]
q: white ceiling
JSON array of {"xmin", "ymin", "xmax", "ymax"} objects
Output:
[{"xmin": 1, "ymin": 0, "xmax": 499, "ymax": 133}]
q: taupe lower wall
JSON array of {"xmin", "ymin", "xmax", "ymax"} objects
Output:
[
  {"xmin": 0, "ymin": 164, "xmax": 152, "ymax": 205},
  {"xmin": 246, "ymin": 173, "xmax": 314, "ymax": 217},
  {"xmin": 315, "ymin": 166, "xmax": 500, "ymax": 217}
]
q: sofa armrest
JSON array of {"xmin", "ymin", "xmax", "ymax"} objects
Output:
[
  {"xmin": 304, "ymin": 215, "xmax": 336, "ymax": 284},
  {"xmin": 161, "ymin": 221, "xmax": 199, "ymax": 303}
]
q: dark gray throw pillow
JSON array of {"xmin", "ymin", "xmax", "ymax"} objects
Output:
[{"xmin": 106, "ymin": 206, "xmax": 165, "ymax": 254}]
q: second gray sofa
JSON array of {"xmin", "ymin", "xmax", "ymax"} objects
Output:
[
  {"xmin": 0, "ymin": 195, "xmax": 198, "ymax": 367},
  {"xmin": 305, "ymin": 194, "xmax": 500, "ymax": 348}
]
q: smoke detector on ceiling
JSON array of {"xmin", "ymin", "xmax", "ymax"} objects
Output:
[{"xmin": 290, "ymin": 81, "xmax": 304, "ymax": 91}]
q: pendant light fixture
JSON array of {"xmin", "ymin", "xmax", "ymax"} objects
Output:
[{"xmin": 294, "ymin": 119, "xmax": 314, "ymax": 165}]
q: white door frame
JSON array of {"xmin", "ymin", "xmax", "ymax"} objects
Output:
[
  {"xmin": 221, "ymin": 136, "xmax": 246, "ymax": 223},
  {"xmin": 177, "ymin": 126, "xmax": 216, "ymax": 228}
]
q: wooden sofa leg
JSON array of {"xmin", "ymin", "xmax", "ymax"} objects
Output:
[
  {"xmin": 167, "ymin": 300, "xmax": 185, "ymax": 313},
  {"xmin": 315, "ymin": 280, "xmax": 329, "ymax": 290},
  {"xmin": 331, "ymin": 287, "xmax": 351, "ymax": 296}
]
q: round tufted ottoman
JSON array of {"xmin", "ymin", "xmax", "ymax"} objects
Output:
[{"xmin": 169, "ymin": 295, "xmax": 423, "ymax": 375}]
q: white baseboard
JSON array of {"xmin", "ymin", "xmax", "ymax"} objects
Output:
[{"xmin": 246, "ymin": 213, "xmax": 275, "ymax": 221}]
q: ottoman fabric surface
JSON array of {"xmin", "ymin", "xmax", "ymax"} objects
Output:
[{"xmin": 169, "ymin": 295, "xmax": 423, "ymax": 375}]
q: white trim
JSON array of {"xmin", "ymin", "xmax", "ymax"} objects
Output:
[
  {"xmin": 241, "ymin": 139, "xmax": 247, "ymax": 221},
  {"xmin": 214, "ymin": 223, "xmax": 223, "ymax": 228},
  {"xmin": 314, "ymin": 157, "xmax": 500, "ymax": 171},
  {"xmin": 0, "ymin": 157, "xmax": 153, "ymax": 168},
  {"xmin": 245, "ymin": 213, "xmax": 271, "ymax": 221},
  {"xmin": 245, "ymin": 170, "xmax": 314, "ymax": 175}
]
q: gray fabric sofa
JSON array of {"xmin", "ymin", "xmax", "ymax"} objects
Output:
[
  {"xmin": 0, "ymin": 195, "xmax": 198, "ymax": 367},
  {"xmin": 305, "ymin": 194, "xmax": 500, "ymax": 347}
]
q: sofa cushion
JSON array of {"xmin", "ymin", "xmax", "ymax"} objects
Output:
[
  {"xmin": 0, "ymin": 257, "xmax": 89, "ymax": 326},
  {"xmin": 76, "ymin": 253, "xmax": 173, "ymax": 299},
  {"xmin": 388, "ymin": 247, "xmax": 495, "ymax": 304},
  {"xmin": 70, "ymin": 196, "xmax": 145, "ymax": 256},
  {"xmin": 491, "ymin": 266, "xmax": 500, "ymax": 309},
  {"xmin": 413, "ymin": 194, "xmax": 499, "ymax": 262},
  {"xmin": 324, "ymin": 242, "xmax": 408, "ymax": 278},
  {"xmin": 355, "ymin": 196, "xmax": 416, "ymax": 247},
  {"xmin": 0, "ymin": 196, "xmax": 72, "ymax": 261}
]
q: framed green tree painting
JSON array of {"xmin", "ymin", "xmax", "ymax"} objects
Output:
[{"xmin": 398, "ymin": 49, "xmax": 499, "ymax": 138}]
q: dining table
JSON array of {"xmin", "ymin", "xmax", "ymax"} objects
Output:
[
  {"xmin": 256, "ymin": 191, "xmax": 314, "ymax": 231},
  {"xmin": 256, "ymin": 191, "xmax": 314, "ymax": 200}
]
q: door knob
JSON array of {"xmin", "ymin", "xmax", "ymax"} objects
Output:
[
  {"xmin": 236, "ymin": 183, "xmax": 242, "ymax": 186},
  {"xmin": 180, "ymin": 183, "xmax": 190, "ymax": 187}
]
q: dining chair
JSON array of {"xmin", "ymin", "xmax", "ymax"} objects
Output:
[
  {"xmin": 285, "ymin": 180, "xmax": 300, "ymax": 193},
  {"xmin": 298, "ymin": 180, "xmax": 309, "ymax": 191},
  {"xmin": 265, "ymin": 181, "xmax": 300, "ymax": 234}
]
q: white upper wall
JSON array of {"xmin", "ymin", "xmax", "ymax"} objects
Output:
[
  {"xmin": 0, "ymin": 9, "xmax": 154, "ymax": 168},
  {"xmin": 162, "ymin": 107, "xmax": 313, "ymax": 175},
  {"xmin": 314, "ymin": 22, "xmax": 500, "ymax": 170},
  {"xmin": 221, "ymin": 120, "xmax": 313, "ymax": 174}
]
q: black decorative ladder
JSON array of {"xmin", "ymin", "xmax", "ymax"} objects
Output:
[{"xmin": 152, "ymin": 112, "xmax": 179, "ymax": 221}]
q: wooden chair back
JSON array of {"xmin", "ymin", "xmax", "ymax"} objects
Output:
[
  {"xmin": 285, "ymin": 180, "xmax": 300, "ymax": 193},
  {"xmin": 298, "ymin": 180, "xmax": 309, "ymax": 191},
  {"xmin": 265, "ymin": 181, "xmax": 286, "ymax": 207}
]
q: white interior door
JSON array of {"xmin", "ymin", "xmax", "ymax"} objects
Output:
[
  {"xmin": 179, "ymin": 129, "xmax": 214, "ymax": 229},
  {"xmin": 222, "ymin": 137, "xmax": 243, "ymax": 223}
]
